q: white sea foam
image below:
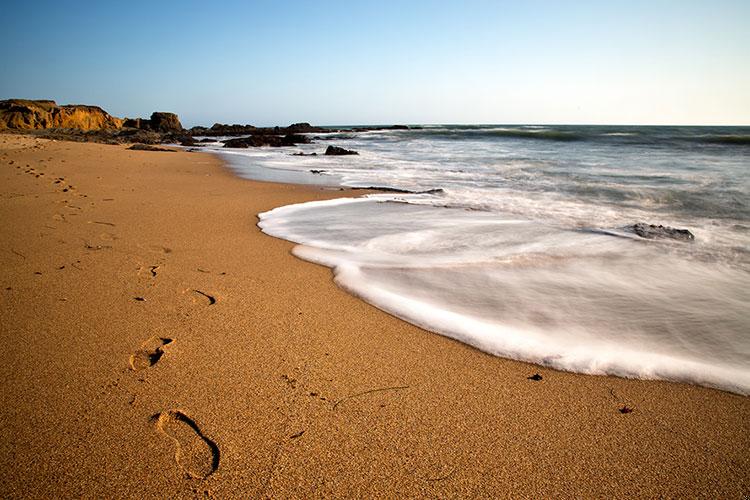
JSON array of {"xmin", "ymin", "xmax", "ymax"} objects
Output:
[
  {"xmin": 217, "ymin": 124, "xmax": 750, "ymax": 394},
  {"xmin": 260, "ymin": 196, "xmax": 750, "ymax": 395}
]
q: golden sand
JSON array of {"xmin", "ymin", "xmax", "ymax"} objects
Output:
[{"xmin": 0, "ymin": 135, "xmax": 748, "ymax": 498}]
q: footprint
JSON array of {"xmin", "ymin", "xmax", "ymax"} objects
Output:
[
  {"xmin": 148, "ymin": 245, "xmax": 172, "ymax": 254},
  {"xmin": 154, "ymin": 410, "xmax": 220, "ymax": 479},
  {"xmin": 192, "ymin": 290, "xmax": 217, "ymax": 305},
  {"xmin": 129, "ymin": 337, "xmax": 173, "ymax": 371}
]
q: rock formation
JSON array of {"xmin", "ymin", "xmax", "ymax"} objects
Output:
[
  {"xmin": 124, "ymin": 112, "xmax": 183, "ymax": 133},
  {"xmin": 325, "ymin": 145, "xmax": 359, "ymax": 156},
  {"xmin": 0, "ymin": 99, "xmax": 123, "ymax": 131},
  {"xmin": 632, "ymin": 223, "xmax": 695, "ymax": 241},
  {"xmin": 194, "ymin": 122, "xmax": 325, "ymax": 137},
  {"xmin": 222, "ymin": 134, "xmax": 311, "ymax": 148}
]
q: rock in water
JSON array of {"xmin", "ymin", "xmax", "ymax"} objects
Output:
[
  {"xmin": 286, "ymin": 122, "xmax": 324, "ymax": 133},
  {"xmin": 632, "ymin": 223, "xmax": 695, "ymax": 241},
  {"xmin": 325, "ymin": 145, "xmax": 359, "ymax": 156},
  {"xmin": 222, "ymin": 134, "xmax": 310, "ymax": 148}
]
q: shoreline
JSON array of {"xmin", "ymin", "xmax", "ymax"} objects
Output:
[{"xmin": 1, "ymin": 134, "xmax": 748, "ymax": 497}]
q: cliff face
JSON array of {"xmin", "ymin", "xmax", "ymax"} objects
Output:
[{"xmin": 0, "ymin": 99, "xmax": 124, "ymax": 131}]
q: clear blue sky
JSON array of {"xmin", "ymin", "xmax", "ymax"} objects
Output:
[{"xmin": 1, "ymin": 0, "xmax": 748, "ymax": 126}]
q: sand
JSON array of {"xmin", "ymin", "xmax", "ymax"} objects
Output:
[{"xmin": 0, "ymin": 134, "xmax": 748, "ymax": 498}]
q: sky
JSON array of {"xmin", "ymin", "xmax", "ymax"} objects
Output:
[{"xmin": 1, "ymin": 0, "xmax": 748, "ymax": 126}]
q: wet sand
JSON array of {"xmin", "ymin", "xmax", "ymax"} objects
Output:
[{"xmin": 0, "ymin": 134, "xmax": 748, "ymax": 498}]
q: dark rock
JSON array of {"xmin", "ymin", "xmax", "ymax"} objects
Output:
[
  {"xmin": 122, "ymin": 118, "xmax": 142, "ymax": 129},
  {"xmin": 201, "ymin": 123, "xmax": 258, "ymax": 136},
  {"xmin": 148, "ymin": 112, "xmax": 183, "ymax": 133},
  {"xmin": 223, "ymin": 133, "xmax": 309, "ymax": 148},
  {"xmin": 122, "ymin": 112, "xmax": 183, "ymax": 133},
  {"xmin": 188, "ymin": 126, "xmax": 209, "ymax": 135},
  {"xmin": 325, "ymin": 145, "xmax": 358, "ymax": 156},
  {"xmin": 115, "ymin": 129, "xmax": 163, "ymax": 144},
  {"xmin": 281, "ymin": 134, "xmax": 310, "ymax": 146},
  {"xmin": 527, "ymin": 373, "xmax": 543, "ymax": 381},
  {"xmin": 222, "ymin": 136, "xmax": 266, "ymax": 148},
  {"xmin": 349, "ymin": 186, "xmax": 444, "ymax": 195},
  {"xmin": 310, "ymin": 169, "xmax": 325, "ymax": 174},
  {"xmin": 292, "ymin": 152, "xmax": 317, "ymax": 156},
  {"xmin": 632, "ymin": 223, "xmax": 695, "ymax": 241},
  {"xmin": 128, "ymin": 144, "xmax": 175, "ymax": 152},
  {"xmin": 286, "ymin": 122, "xmax": 324, "ymax": 133},
  {"xmin": 191, "ymin": 122, "xmax": 324, "ymax": 137},
  {"xmin": 164, "ymin": 134, "xmax": 197, "ymax": 146}
]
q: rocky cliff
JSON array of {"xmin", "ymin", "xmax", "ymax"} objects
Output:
[{"xmin": 0, "ymin": 99, "xmax": 124, "ymax": 131}]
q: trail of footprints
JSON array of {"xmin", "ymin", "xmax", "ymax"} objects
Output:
[
  {"xmin": 9, "ymin": 152, "xmax": 222, "ymax": 479},
  {"xmin": 131, "ymin": 337, "xmax": 221, "ymax": 479},
  {"xmin": 10, "ymin": 152, "xmax": 221, "ymax": 481},
  {"xmin": 12, "ymin": 159, "xmax": 78, "ymax": 194},
  {"xmin": 128, "ymin": 262, "xmax": 221, "ymax": 480},
  {"xmin": 9, "ymin": 152, "xmax": 225, "ymax": 481}
]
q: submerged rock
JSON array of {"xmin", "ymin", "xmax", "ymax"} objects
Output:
[
  {"xmin": 632, "ymin": 223, "xmax": 695, "ymax": 241},
  {"xmin": 325, "ymin": 145, "xmax": 358, "ymax": 156}
]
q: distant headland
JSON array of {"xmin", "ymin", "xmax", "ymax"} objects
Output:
[{"xmin": 0, "ymin": 99, "xmax": 415, "ymax": 149}]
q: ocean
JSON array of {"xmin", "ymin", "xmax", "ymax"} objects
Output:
[{"xmin": 198, "ymin": 125, "xmax": 750, "ymax": 395}]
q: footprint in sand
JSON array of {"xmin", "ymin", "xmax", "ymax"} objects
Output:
[
  {"xmin": 192, "ymin": 289, "xmax": 217, "ymax": 305},
  {"xmin": 129, "ymin": 336, "xmax": 173, "ymax": 371},
  {"xmin": 183, "ymin": 288, "xmax": 217, "ymax": 306},
  {"xmin": 154, "ymin": 410, "xmax": 220, "ymax": 479}
]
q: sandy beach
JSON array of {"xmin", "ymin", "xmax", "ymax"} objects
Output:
[{"xmin": 0, "ymin": 134, "xmax": 748, "ymax": 498}]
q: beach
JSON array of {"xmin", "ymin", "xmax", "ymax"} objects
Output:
[{"xmin": 1, "ymin": 134, "xmax": 748, "ymax": 498}]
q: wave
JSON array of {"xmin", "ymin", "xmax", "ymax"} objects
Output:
[
  {"xmin": 373, "ymin": 126, "xmax": 750, "ymax": 148},
  {"xmin": 258, "ymin": 197, "xmax": 750, "ymax": 395},
  {"xmin": 407, "ymin": 127, "xmax": 583, "ymax": 142},
  {"xmin": 701, "ymin": 135, "xmax": 750, "ymax": 145}
]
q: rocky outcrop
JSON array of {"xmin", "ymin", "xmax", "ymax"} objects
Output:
[
  {"xmin": 124, "ymin": 112, "xmax": 183, "ymax": 133},
  {"xmin": 0, "ymin": 99, "xmax": 124, "ymax": 131},
  {"xmin": 325, "ymin": 145, "xmax": 358, "ymax": 156},
  {"xmin": 189, "ymin": 123, "xmax": 257, "ymax": 136},
  {"xmin": 286, "ymin": 122, "xmax": 324, "ymax": 133},
  {"xmin": 195, "ymin": 122, "xmax": 324, "ymax": 137},
  {"xmin": 148, "ymin": 112, "xmax": 183, "ymax": 132},
  {"xmin": 632, "ymin": 223, "xmax": 695, "ymax": 241},
  {"xmin": 223, "ymin": 134, "xmax": 310, "ymax": 148}
]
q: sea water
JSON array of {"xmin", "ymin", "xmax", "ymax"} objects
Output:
[{"xmin": 200, "ymin": 125, "xmax": 750, "ymax": 394}]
